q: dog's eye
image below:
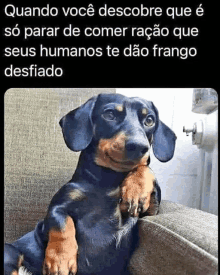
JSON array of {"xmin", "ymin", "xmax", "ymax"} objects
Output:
[
  {"xmin": 144, "ymin": 115, "xmax": 155, "ymax": 127},
  {"xmin": 102, "ymin": 110, "xmax": 116, "ymax": 121}
]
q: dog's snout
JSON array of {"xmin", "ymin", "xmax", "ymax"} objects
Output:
[
  {"xmin": 126, "ymin": 140, "xmax": 149, "ymax": 160},
  {"xmin": 126, "ymin": 142, "xmax": 148, "ymax": 154}
]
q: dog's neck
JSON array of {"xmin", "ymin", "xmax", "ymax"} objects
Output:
[{"xmin": 72, "ymin": 144, "xmax": 128, "ymax": 189}]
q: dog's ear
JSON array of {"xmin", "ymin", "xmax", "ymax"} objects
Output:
[
  {"xmin": 151, "ymin": 102, "xmax": 177, "ymax": 162},
  {"xmin": 59, "ymin": 96, "xmax": 97, "ymax": 151}
]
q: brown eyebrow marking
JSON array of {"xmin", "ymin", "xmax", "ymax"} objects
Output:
[
  {"xmin": 115, "ymin": 105, "xmax": 123, "ymax": 112},
  {"xmin": 142, "ymin": 108, "xmax": 148, "ymax": 115}
]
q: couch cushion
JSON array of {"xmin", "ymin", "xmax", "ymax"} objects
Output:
[{"xmin": 129, "ymin": 200, "xmax": 218, "ymax": 275}]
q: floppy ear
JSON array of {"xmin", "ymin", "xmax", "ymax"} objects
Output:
[
  {"xmin": 151, "ymin": 103, "xmax": 177, "ymax": 162},
  {"xmin": 59, "ymin": 96, "xmax": 97, "ymax": 151}
]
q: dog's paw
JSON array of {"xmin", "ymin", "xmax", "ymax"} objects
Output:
[
  {"xmin": 43, "ymin": 217, "xmax": 78, "ymax": 275},
  {"xmin": 119, "ymin": 166, "xmax": 155, "ymax": 217},
  {"xmin": 43, "ymin": 237, "xmax": 78, "ymax": 275}
]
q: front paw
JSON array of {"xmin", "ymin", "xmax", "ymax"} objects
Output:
[
  {"xmin": 120, "ymin": 185, "xmax": 152, "ymax": 217},
  {"xmin": 43, "ymin": 238, "xmax": 78, "ymax": 275},
  {"xmin": 119, "ymin": 166, "xmax": 155, "ymax": 217},
  {"xmin": 43, "ymin": 217, "xmax": 78, "ymax": 275}
]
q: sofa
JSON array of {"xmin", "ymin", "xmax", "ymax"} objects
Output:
[{"xmin": 4, "ymin": 89, "xmax": 218, "ymax": 275}]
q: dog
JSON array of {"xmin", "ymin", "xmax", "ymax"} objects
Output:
[{"xmin": 4, "ymin": 93, "xmax": 176, "ymax": 275}]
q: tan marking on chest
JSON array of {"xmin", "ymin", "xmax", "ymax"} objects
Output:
[{"xmin": 69, "ymin": 189, "xmax": 87, "ymax": 201}]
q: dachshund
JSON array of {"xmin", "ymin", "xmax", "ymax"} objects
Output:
[{"xmin": 4, "ymin": 93, "xmax": 176, "ymax": 275}]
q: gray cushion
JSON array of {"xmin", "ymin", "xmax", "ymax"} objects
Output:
[{"xmin": 129, "ymin": 200, "xmax": 218, "ymax": 275}]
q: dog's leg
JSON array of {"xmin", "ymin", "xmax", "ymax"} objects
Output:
[
  {"xmin": 4, "ymin": 244, "xmax": 24, "ymax": 275},
  {"xmin": 120, "ymin": 165, "xmax": 160, "ymax": 217},
  {"xmin": 143, "ymin": 179, "xmax": 161, "ymax": 217},
  {"xmin": 43, "ymin": 215, "xmax": 78, "ymax": 275}
]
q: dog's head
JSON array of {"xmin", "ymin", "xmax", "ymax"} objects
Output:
[{"xmin": 60, "ymin": 93, "xmax": 176, "ymax": 172}]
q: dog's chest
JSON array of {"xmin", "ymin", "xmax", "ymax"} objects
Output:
[
  {"xmin": 73, "ymin": 190, "xmax": 138, "ymax": 274},
  {"xmin": 75, "ymin": 191, "xmax": 124, "ymax": 244}
]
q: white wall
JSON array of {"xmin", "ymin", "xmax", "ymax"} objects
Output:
[{"xmin": 116, "ymin": 89, "xmax": 207, "ymax": 208}]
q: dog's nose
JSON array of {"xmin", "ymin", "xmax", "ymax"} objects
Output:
[{"xmin": 126, "ymin": 140, "xmax": 149, "ymax": 160}]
